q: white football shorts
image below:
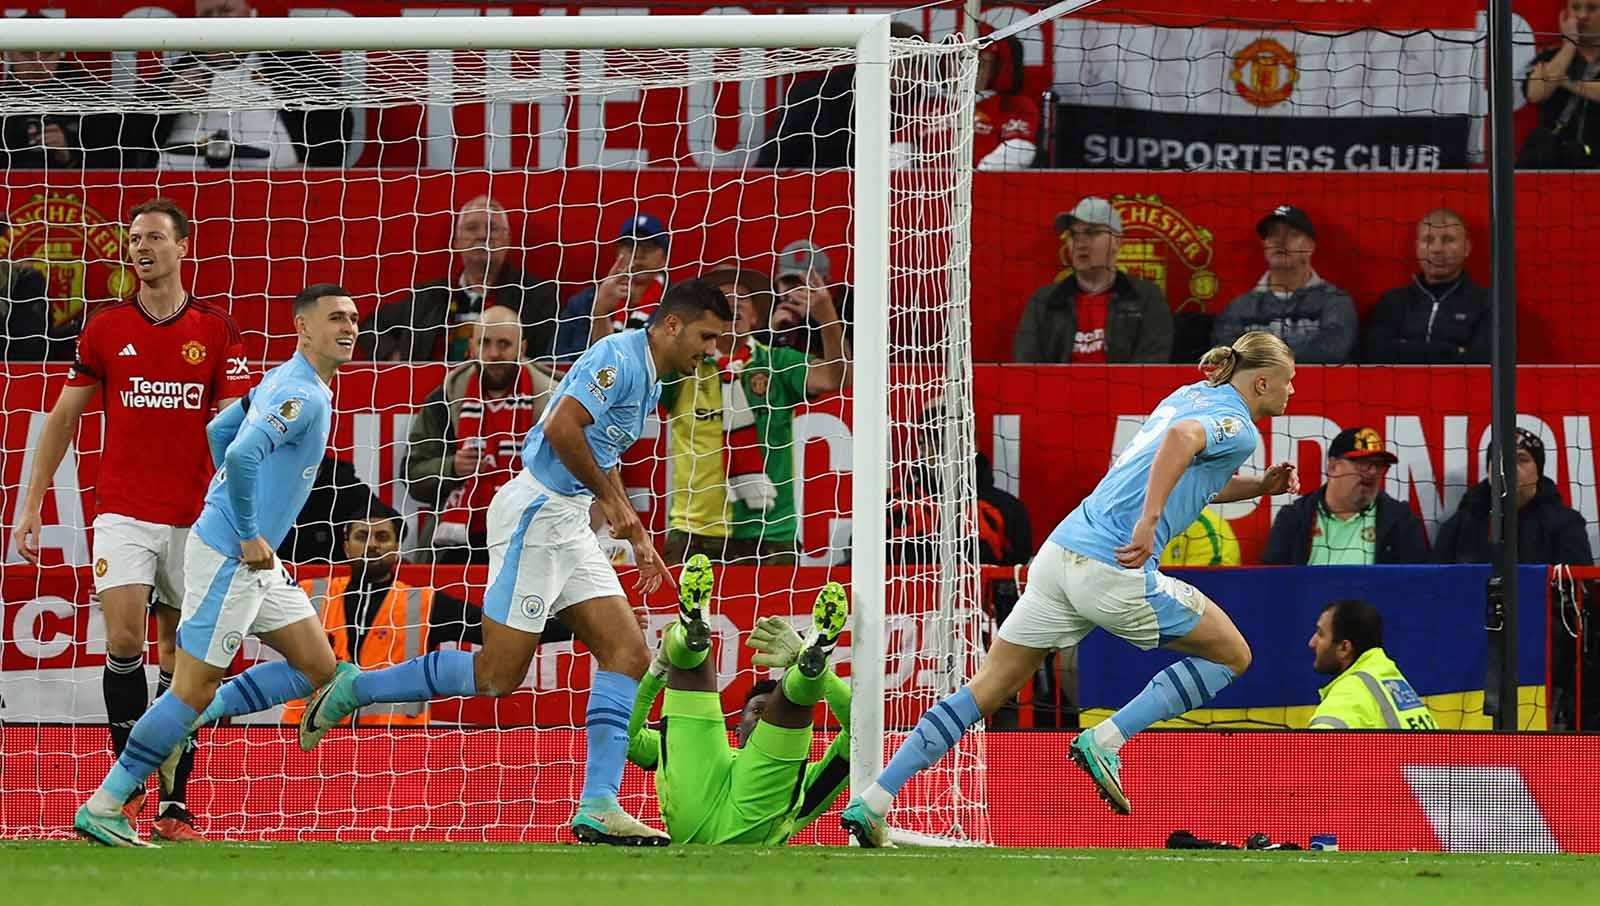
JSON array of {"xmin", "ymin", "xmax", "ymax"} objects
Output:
[
  {"xmin": 175, "ymin": 534, "xmax": 317, "ymax": 668},
  {"xmin": 997, "ymin": 541, "xmax": 1209, "ymax": 652},
  {"xmin": 481, "ymin": 469, "xmax": 625, "ymax": 634},
  {"xmin": 90, "ymin": 513, "xmax": 188, "ymax": 608}
]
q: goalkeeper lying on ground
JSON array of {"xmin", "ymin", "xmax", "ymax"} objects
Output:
[{"xmin": 625, "ymin": 554, "xmax": 851, "ymax": 845}]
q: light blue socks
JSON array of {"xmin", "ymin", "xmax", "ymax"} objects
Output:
[
  {"xmin": 1099, "ymin": 657, "xmax": 1237, "ymax": 753},
  {"xmin": 580, "ymin": 670, "xmax": 638, "ymax": 806}
]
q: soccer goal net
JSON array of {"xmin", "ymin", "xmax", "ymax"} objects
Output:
[{"xmin": 0, "ymin": 15, "xmax": 983, "ymax": 844}]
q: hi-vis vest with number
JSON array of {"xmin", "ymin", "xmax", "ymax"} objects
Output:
[
  {"xmin": 280, "ymin": 576, "xmax": 435, "ymax": 727},
  {"xmin": 1307, "ymin": 646, "xmax": 1437, "ymax": 730}
]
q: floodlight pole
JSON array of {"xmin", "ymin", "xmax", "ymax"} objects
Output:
[{"xmin": 1485, "ymin": 0, "xmax": 1520, "ymax": 731}]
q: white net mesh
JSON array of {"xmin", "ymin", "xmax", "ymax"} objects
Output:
[{"xmin": 0, "ymin": 29, "xmax": 980, "ymax": 843}]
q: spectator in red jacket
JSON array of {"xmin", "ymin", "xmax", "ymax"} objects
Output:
[{"xmin": 972, "ymin": 33, "xmax": 1039, "ymax": 171}]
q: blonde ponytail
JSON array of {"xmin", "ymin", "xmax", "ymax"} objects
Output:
[
  {"xmin": 1200, "ymin": 330, "xmax": 1294, "ymax": 387},
  {"xmin": 1199, "ymin": 345, "xmax": 1239, "ymax": 386}
]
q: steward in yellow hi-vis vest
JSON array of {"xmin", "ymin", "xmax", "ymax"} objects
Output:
[{"xmin": 1305, "ymin": 599, "xmax": 1436, "ymax": 730}]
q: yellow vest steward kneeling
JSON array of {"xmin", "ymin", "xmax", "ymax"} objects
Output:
[
  {"xmin": 280, "ymin": 576, "xmax": 436, "ymax": 728},
  {"xmin": 1308, "ymin": 646, "xmax": 1437, "ymax": 730}
]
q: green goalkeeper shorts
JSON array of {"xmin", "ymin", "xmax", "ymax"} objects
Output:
[{"xmin": 658, "ymin": 688, "xmax": 813, "ymax": 845}]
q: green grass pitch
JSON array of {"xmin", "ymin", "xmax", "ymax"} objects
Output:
[{"xmin": 4, "ymin": 843, "xmax": 1596, "ymax": 906}]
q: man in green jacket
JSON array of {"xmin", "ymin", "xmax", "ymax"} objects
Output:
[{"xmin": 1306, "ymin": 598, "xmax": 1437, "ymax": 730}]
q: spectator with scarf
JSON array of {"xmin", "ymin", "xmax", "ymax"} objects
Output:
[
  {"xmin": 661, "ymin": 266, "xmax": 849, "ymax": 564},
  {"xmin": 404, "ymin": 305, "xmax": 556, "ymax": 562}
]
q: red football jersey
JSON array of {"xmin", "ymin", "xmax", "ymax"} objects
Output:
[
  {"xmin": 901, "ymin": 91, "xmax": 1040, "ymax": 168},
  {"xmin": 67, "ymin": 296, "xmax": 252, "ymax": 526},
  {"xmin": 972, "ymin": 91, "xmax": 1041, "ymax": 167}
]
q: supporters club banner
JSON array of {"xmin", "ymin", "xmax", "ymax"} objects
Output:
[
  {"xmin": 1049, "ymin": 9, "xmax": 1486, "ymax": 122},
  {"xmin": 7, "ymin": 1, "xmax": 1553, "ymax": 169},
  {"xmin": 1055, "ymin": 104, "xmax": 1472, "ymax": 171},
  {"xmin": 1, "ymin": 562, "xmax": 969, "ymax": 728}
]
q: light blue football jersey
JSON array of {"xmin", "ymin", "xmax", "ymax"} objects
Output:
[
  {"xmin": 522, "ymin": 328, "xmax": 660, "ymax": 497},
  {"xmin": 1050, "ymin": 380, "xmax": 1258, "ymax": 571},
  {"xmin": 194, "ymin": 353, "xmax": 332, "ymax": 555}
]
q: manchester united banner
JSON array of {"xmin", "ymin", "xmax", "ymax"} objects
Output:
[
  {"xmin": 1048, "ymin": 16, "xmax": 1486, "ymax": 168},
  {"xmin": 1055, "ymin": 105, "xmax": 1472, "ymax": 172}
]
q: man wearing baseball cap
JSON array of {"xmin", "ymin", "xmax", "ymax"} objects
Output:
[
  {"xmin": 552, "ymin": 212, "xmax": 672, "ymax": 360},
  {"xmin": 1012, "ymin": 196, "xmax": 1172, "ymax": 364},
  {"xmin": 1434, "ymin": 427, "xmax": 1593, "ymax": 565},
  {"xmin": 1263, "ymin": 426, "xmax": 1427, "ymax": 565},
  {"xmin": 1211, "ymin": 204, "xmax": 1359, "ymax": 364}
]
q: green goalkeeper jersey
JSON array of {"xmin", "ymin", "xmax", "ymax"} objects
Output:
[{"xmin": 626, "ymin": 672, "xmax": 851, "ymax": 845}]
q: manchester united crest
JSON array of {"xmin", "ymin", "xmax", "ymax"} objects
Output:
[
  {"xmin": 1060, "ymin": 194, "xmax": 1217, "ymax": 310},
  {"xmin": 1231, "ymin": 38, "xmax": 1298, "ymax": 109},
  {"xmin": 0, "ymin": 193, "xmax": 134, "ymax": 340},
  {"xmin": 747, "ymin": 371, "xmax": 770, "ymax": 398},
  {"xmin": 94, "ymin": 558, "xmax": 109, "ymax": 578},
  {"xmin": 181, "ymin": 339, "xmax": 207, "ymax": 365}
]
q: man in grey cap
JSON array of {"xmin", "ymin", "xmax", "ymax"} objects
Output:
[
  {"xmin": 770, "ymin": 239, "xmax": 851, "ymax": 357},
  {"xmin": 1012, "ymin": 197, "xmax": 1171, "ymax": 363},
  {"xmin": 1211, "ymin": 204, "xmax": 1358, "ymax": 364}
]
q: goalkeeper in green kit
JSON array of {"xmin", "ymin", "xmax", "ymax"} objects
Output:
[{"xmin": 625, "ymin": 554, "xmax": 852, "ymax": 844}]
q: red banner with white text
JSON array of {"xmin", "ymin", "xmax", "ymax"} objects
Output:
[
  {"xmin": 2, "ymin": 563, "xmax": 988, "ymax": 728},
  {"xmin": 6, "ymin": 364, "xmax": 1600, "ymax": 571}
]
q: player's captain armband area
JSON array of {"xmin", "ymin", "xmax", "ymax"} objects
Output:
[{"xmin": 0, "ymin": 15, "xmax": 986, "ymax": 846}]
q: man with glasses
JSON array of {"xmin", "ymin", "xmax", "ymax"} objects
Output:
[
  {"xmin": 1012, "ymin": 197, "xmax": 1172, "ymax": 364},
  {"xmin": 1263, "ymin": 426, "xmax": 1428, "ymax": 565}
]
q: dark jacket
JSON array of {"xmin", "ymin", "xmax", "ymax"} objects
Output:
[
  {"xmin": 1433, "ymin": 478, "xmax": 1594, "ymax": 566},
  {"xmin": 0, "ymin": 62, "xmax": 132, "ymax": 170},
  {"xmin": 359, "ymin": 265, "xmax": 561, "ymax": 363},
  {"xmin": 402, "ymin": 360, "xmax": 555, "ymax": 511},
  {"xmin": 1212, "ymin": 273, "xmax": 1358, "ymax": 364},
  {"xmin": 977, "ymin": 452, "xmax": 1032, "ymax": 566},
  {"xmin": 755, "ymin": 67, "xmax": 855, "ymax": 169},
  {"xmin": 1262, "ymin": 487, "xmax": 1429, "ymax": 565},
  {"xmin": 1363, "ymin": 274, "xmax": 1491, "ymax": 364},
  {"xmin": 1521, "ymin": 46, "xmax": 1600, "ymax": 159},
  {"xmin": 0, "ymin": 262, "xmax": 57, "ymax": 362},
  {"xmin": 1012, "ymin": 271, "xmax": 1173, "ymax": 364}
]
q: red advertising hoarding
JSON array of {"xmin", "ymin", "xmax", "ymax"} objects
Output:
[{"xmin": 5, "ymin": 726, "xmax": 1597, "ymax": 851}]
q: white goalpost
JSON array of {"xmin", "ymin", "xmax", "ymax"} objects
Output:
[{"xmin": 0, "ymin": 14, "xmax": 982, "ymax": 844}]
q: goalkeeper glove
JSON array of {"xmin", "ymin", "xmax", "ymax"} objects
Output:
[
  {"xmin": 728, "ymin": 472, "xmax": 778, "ymax": 511},
  {"xmin": 747, "ymin": 615, "xmax": 805, "ymax": 668}
]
